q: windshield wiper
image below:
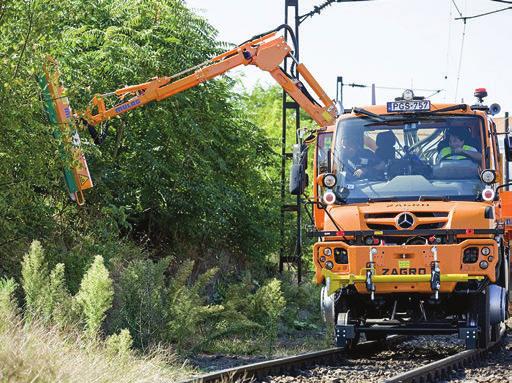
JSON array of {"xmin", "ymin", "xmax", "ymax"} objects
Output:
[
  {"xmin": 367, "ymin": 197, "xmax": 399, "ymax": 203},
  {"xmin": 418, "ymin": 196, "xmax": 450, "ymax": 201},
  {"xmin": 417, "ymin": 104, "xmax": 467, "ymax": 115},
  {"xmin": 365, "ymin": 117, "xmax": 446, "ymax": 127},
  {"xmin": 353, "ymin": 107, "xmax": 387, "ymax": 122}
]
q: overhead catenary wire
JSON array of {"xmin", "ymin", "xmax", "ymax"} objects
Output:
[
  {"xmin": 297, "ymin": 0, "xmax": 373, "ymax": 25},
  {"xmin": 443, "ymin": 0, "xmax": 454, "ymax": 101},
  {"xmin": 451, "ymin": 0, "xmax": 463, "ymax": 17},
  {"xmin": 341, "ymin": 82, "xmax": 443, "ymax": 97},
  {"xmin": 454, "ymin": 17, "xmax": 467, "ymax": 102},
  {"xmin": 452, "ymin": 1, "xmax": 512, "ymax": 101},
  {"xmin": 455, "ymin": 4, "xmax": 512, "ymax": 20}
]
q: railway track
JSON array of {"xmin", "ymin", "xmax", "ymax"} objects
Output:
[
  {"xmin": 384, "ymin": 324, "xmax": 507, "ymax": 383},
  {"xmin": 179, "ymin": 336, "xmax": 406, "ymax": 383},
  {"xmin": 179, "ymin": 326, "xmax": 506, "ymax": 383}
]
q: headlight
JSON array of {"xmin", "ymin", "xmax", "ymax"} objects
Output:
[
  {"xmin": 481, "ymin": 247, "xmax": 490, "ymax": 256},
  {"xmin": 322, "ymin": 173, "xmax": 337, "ymax": 188},
  {"xmin": 334, "ymin": 248, "xmax": 348, "ymax": 264},
  {"xmin": 479, "ymin": 260, "xmax": 489, "ymax": 269},
  {"xmin": 323, "ymin": 248, "xmax": 332, "ymax": 256},
  {"xmin": 325, "ymin": 261, "xmax": 334, "ymax": 270},
  {"xmin": 463, "ymin": 247, "xmax": 478, "ymax": 263},
  {"xmin": 480, "ymin": 169, "xmax": 496, "ymax": 184}
]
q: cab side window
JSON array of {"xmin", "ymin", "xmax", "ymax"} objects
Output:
[{"xmin": 317, "ymin": 132, "xmax": 333, "ymax": 176}]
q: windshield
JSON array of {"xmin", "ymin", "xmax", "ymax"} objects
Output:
[{"xmin": 333, "ymin": 115, "xmax": 486, "ymax": 203}]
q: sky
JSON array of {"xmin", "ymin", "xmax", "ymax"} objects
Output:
[{"xmin": 185, "ymin": 0, "xmax": 512, "ymax": 116}]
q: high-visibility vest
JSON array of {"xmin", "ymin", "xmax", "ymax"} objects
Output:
[{"xmin": 439, "ymin": 145, "xmax": 476, "ymax": 160}]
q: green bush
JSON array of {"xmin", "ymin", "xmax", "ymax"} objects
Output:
[
  {"xmin": 21, "ymin": 240, "xmax": 50, "ymax": 320},
  {"xmin": 48, "ymin": 263, "xmax": 75, "ymax": 327},
  {"xmin": 252, "ymin": 278, "xmax": 286, "ymax": 354},
  {"xmin": 0, "ymin": 278, "xmax": 18, "ymax": 325},
  {"xmin": 167, "ymin": 260, "xmax": 224, "ymax": 352},
  {"xmin": 21, "ymin": 240, "xmax": 76, "ymax": 326},
  {"xmin": 279, "ymin": 272, "xmax": 323, "ymax": 332},
  {"xmin": 105, "ymin": 328, "xmax": 133, "ymax": 358},
  {"xmin": 76, "ymin": 255, "xmax": 114, "ymax": 336},
  {"xmin": 109, "ymin": 257, "xmax": 170, "ymax": 349}
]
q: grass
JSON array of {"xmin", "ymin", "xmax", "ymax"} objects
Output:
[{"xmin": 0, "ymin": 317, "xmax": 196, "ymax": 383}]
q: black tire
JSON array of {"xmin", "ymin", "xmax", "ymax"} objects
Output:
[{"xmin": 491, "ymin": 323, "xmax": 501, "ymax": 342}]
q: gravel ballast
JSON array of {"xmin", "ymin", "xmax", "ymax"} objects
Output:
[
  {"xmin": 261, "ymin": 336, "xmax": 464, "ymax": 383},
  {"xmin": 441, "ymin": 330, "xmax": 512, "ymax": 383}
]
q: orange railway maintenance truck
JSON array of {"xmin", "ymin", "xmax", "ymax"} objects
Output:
[
  {"xmin": 39, "ymin": 25, "xmax": 510, "ymax": 350},
  {"xmin": 303, "ymin": 88, "xmax": 511, "ymax": 349}
]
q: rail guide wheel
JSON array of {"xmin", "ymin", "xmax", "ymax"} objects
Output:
[
  {"xmin": 471, "ymin": 286, "xmax": 491, "ymax": 349},
  {"xmin": 335, "ymin": 310, "xmax": 360, "ymax": 350}
]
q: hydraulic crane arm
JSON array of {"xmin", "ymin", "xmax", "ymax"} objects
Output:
[
  {"xmin": 41, "ymin": 25, "xmax": 337, "ymax": 205},
  {"xmin": 83, "ymin": 29, "xmax": 337, "ymax": 128}
]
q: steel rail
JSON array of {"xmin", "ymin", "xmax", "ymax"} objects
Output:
[
  {"xmin": 179, "ymin": 335, "xmax": 406, "ymax": 383},
  {"xmin": 384, "ymin": 325, "xmax": 506, "ymax": 383}
]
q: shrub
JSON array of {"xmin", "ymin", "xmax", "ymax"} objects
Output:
[
  {"xmin": 0, "ymin": 278, "xmax": 18, "ymax": 325},
  {"xmin": 110, "ymin": 258, "xmax": 170, "ymax": 349},
  {"xmin": 106, "ymin": 328, "xmax": 133, "ymax": 358},
  {"xmin": 252, "ymin": 278, "xmax": 286, "ymax": 354},
  {"xmin": 167, "ymin": 260, "xmax": 225, "ymax": 352},
  {"xmin": 76, "ymin": 255, "xmax": 114, "ymax": 336},
  {"xmin": 48, "ymin": 263, "xmax": 75, "ymax": 327},
  {"xmin": 21, "ymin": 240, "xmax": 49, "ymax": 320},
  {"xmin": 279, "ymin": 273, "xmax": 322, "ymax": 332}
]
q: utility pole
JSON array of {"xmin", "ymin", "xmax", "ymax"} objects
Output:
[{"xmin": 279, "ymin": 0, "xmax": 373, "ymax": 284}]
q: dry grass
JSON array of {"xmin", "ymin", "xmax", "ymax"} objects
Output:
[{"xmin": 0, "ymin": 317, "xmax": 196, "ymax": 383}]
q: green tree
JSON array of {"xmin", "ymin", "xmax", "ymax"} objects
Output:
[
  {"xmin": 0, "ymin": 0, "xmax": 279, "ymax": 288},
  {"xmin": 76, "ymin": 255, "xmax": 114, "ymax": 336}
]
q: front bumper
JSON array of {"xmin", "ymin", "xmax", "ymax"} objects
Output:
[{"xmin": 314, "ymin": 239, "xmax": 497, "ymax": 295}]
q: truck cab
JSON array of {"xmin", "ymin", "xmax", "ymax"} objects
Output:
[{"xmin": 309, "ymin": 89, "xmax": 510, "ymax": 349}]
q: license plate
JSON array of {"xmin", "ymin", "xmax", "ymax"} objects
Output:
[{"xmin": 387, "ymin": 100, "xmax": 431, "ymax": 112}]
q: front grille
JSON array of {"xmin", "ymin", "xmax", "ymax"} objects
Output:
[
  {"xmin": 365, "ymin": 212, "xmax": 397, "ymax": 219},
  {"xmin": 414, "ymin": 212, "xmax": 449, "ymax": 218},
  {"xmin": 365, "ymin": 211, "xmax": 449, "ymax": 231},
  {"xmin": 366, "ymin": 223, "xmax": 397, "ymax": 230},
  {"xmin": 416, "ymin": 222, "xmax": 446, "ymax": 229}
]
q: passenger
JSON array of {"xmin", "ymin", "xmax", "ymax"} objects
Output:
[
  {"xmin": 340, "ymin": 133, "xmax": 377, "ymax": 179},
  {"xmin": 438, "ymin": 128, "xmax": 482, "ymax": 163},
  {"xmin": 374, "ymin": 130, "xmax": 396, "ymax": 171}
]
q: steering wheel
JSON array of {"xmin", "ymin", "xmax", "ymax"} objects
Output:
[
  {"xmin": 439, "ymin": 152, "xmax": 475, "ymax": 163},
  {"xmin": 387, "ymin": 156, "xmax": 432, "ymax": 179}
]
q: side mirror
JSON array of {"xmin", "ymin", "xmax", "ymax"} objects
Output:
[
  {"xmin": 505, "ymin": 136, "xmax": 512, "ymax": 162},
  {"xmin": 289, "ymin": 144, "xmax": 308, "ymax": 195}
]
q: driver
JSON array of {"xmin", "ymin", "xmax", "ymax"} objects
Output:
[
  {"xmin": 340, "ymin": 133, "xmax": 378, "ymax": 179},
  {"xmin": 438, "ymin": 128, "xmax": 482, "ymax": 163}
]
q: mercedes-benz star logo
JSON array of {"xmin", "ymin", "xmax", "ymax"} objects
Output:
[{"xmin": 396, "ymin": 212, "xmax": 415, "ymax": 229}]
